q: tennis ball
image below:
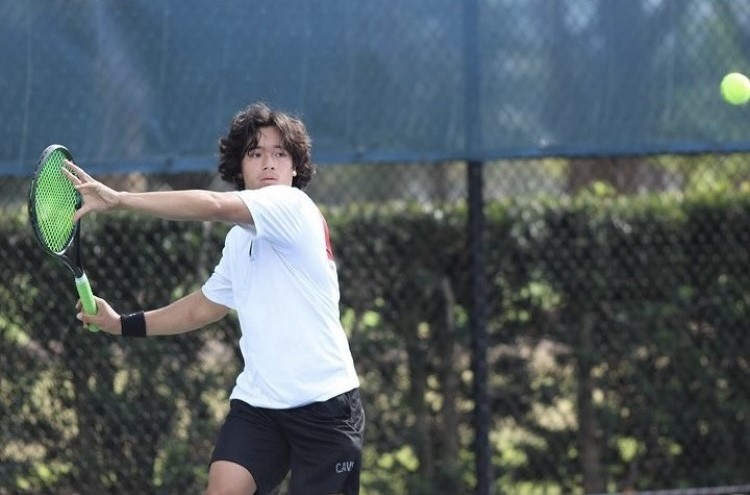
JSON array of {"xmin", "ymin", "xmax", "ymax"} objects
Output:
[{"xmin": 720, "ymin": 72, "xmax": 750, "ymax": 105}]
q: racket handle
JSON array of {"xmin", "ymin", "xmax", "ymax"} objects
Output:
[{"xmin": 75, "ymin": 273, "xmax": 99, "ymax": 332}]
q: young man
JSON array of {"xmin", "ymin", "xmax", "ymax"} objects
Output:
[{"xmin": 65, "ymin": 102, "xmax": 364, "ymax": 495}]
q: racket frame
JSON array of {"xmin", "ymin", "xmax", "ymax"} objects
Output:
[{"xmin": 28, "ymin": 144, "xmax": 99, "ymax": 331}]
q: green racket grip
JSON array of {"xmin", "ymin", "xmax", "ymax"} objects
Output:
[{"xmin": 75, "ymin": 273, "xmax": 99, "ymax": 332}]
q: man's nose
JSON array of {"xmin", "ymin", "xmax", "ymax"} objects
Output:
[{"xmin": 261, "ymin": 155, "xmax": 275, "ymax": 169}]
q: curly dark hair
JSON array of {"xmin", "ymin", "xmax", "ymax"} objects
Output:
[{"xmin": 218, "ymin": 102, "xmax": 315, "ymax": 190}]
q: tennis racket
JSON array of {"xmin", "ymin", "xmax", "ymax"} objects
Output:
[{"xmin": 28, "ymin": 144, "xmax": 99, "ymax": 331}]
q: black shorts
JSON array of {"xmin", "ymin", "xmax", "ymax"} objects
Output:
[{"xmin": 210, "ymin": 388, "xmax": 365, "ymax": 495}]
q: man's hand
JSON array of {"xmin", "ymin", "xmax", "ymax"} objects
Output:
[
  {"xmin": 76, "ymin": 296, "xmax": 122, "ymax": 334},
  {"xmin": 63, "ymin": 160, "xmax": 122, "ymax": 221}
]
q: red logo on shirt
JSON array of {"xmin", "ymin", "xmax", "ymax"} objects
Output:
[{"xmin": 321, "ymin": 216, "xmax": 334, "ymax": 260}]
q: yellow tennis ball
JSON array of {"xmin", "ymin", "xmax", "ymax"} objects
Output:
[{"xmin": 720, "ymin": 72, "xmax": 750, "ymax": 105}]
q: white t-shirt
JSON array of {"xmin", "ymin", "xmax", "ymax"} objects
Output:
[{"xmin": 201, "ymin": 185, "xmax": 360, "ymax": 409}]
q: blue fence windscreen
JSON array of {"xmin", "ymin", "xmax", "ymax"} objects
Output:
[{"xmin": 2, "ymin": 0, "xmax": 750, "ymax": 175}]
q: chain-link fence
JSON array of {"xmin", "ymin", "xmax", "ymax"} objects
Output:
[{"xmin": 3, "ymin": 153, "xmax": 750, "ymax": 494}]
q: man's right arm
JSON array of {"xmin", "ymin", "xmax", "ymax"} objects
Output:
[
  {"xmin": 77, "ymin": 290, "xmax": 230, "ymax": 336},
  {"xmin": 142, "ymin": 290, "xmax": 230, "ymax": 336}
]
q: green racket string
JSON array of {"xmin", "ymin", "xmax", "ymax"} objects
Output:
[{"xmin": 34, "ymin": 150, "xmax": 78, "ymax": 253}]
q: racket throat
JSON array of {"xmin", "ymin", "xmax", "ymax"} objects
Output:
[{"xmin": 70, "ymin": 264, "xmax": 86, "ymax": 279}]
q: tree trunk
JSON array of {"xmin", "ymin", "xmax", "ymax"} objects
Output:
[
  {"xmin": 405, "ymin": 326, "xmax": 433, "ymax": 480},
  {"xmin": 435, "ymin": 277, "xmax": 460, "ymax": 489},
  {"xmin": 577, "ymin": 314, "xmax": 604, "ymax": 493}
]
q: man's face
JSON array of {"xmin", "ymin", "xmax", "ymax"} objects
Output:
[{"xmin": 241, "ymin": 126, "xmax": 296, "ymax": 190}]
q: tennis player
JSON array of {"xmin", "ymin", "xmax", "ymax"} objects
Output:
[{"xmin": 65, "ymin": 102, "xmax": 364, "ymax": 495}]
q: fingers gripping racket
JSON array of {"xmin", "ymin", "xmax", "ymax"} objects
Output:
[{"xmin": 28, "ymin": 144, "xmax": 99, "ymax": 331}]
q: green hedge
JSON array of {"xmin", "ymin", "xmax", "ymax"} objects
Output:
[{"xmin": 1, "ymin": 189, "xmax": 749, "ymax": 493}]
